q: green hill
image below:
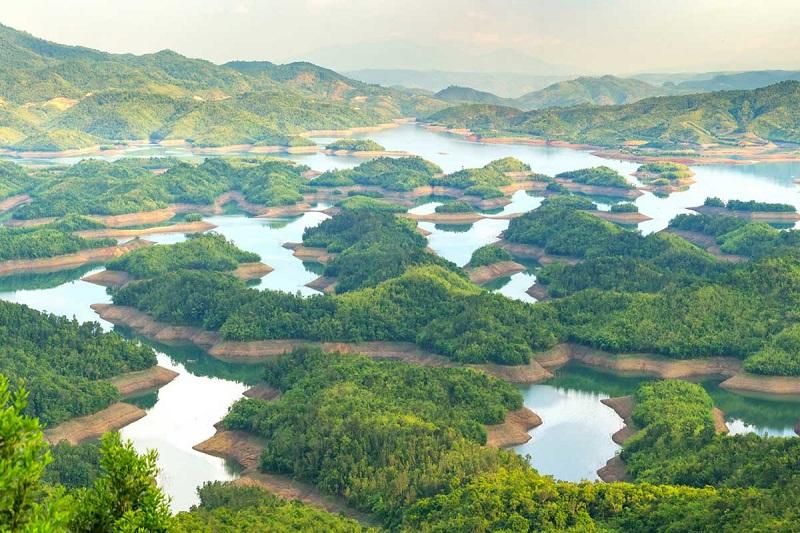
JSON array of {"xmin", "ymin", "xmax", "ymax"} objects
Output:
[
  {"xmin": 434, "ymin": 85, "xmax": 516, "ymax": 107},
  {"xmin": 0, "ymin": 23, "xmax": 445, "ymax": 151},
  {"xmin": 427, "ymin": 80, "xmax": 800, "ymax": 148},
  {"xmin": 516, "ymin": 75, "xmax": 666, "ymax": 109}
]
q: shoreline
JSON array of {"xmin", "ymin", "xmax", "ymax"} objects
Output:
[
  {"xmin": 76, "ymin": 220, "xmax": 216, "ymax": 239},
  {"xmin": 193, "ymin": 429, "xmax": 378, "ymax": 526},
  {"xmin": 485, "ymin": 407, "xmax": 542, "ymax": 448},
  {"xmin": 90, "ymin": 304, "xmax": 553, "ymax": 383},
  {"xmin": 690, "ymin": 204, "xmax": 800, "ymax": 222},
  {"xmin": 422, "ymin": 122, "xmax": 800, "ymax": 166},
  {"xmin": 597, "ymin": 394, "xmax": 728, "ymax": 482},
  {"xmin": 43, "ymin": 364, "xmax": 179, "ymax": 445},
  {"xmin": 466, "ymin": 260, "xmax": 526, "ymax": 285},
  {"xmin": 0, "ymin": 239, "xmax": 152, "ymax": 276}
]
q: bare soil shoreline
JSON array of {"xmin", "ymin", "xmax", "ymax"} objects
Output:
[
  {"xmin": 0, "ymin": 239, "xmax": 152, "ymax": 276},
  {"xmin": 466, "ymin": 260, "xmax": 526, "ymax": 285}
]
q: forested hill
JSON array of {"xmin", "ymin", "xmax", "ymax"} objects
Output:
[
  {"xmin": 0, "ymin": 23, "xmax": 445, "ymax": 151},
  {"xmin": 434, "ymin": 85, "xmax": 517, "ymax": 107},
  {"xmin": 516, "ymin": 75, "xmax": 665, "ymax": 109},
  {"xmin": 427, "ymin": 80, "xmax": 800, "ymax": 148}
]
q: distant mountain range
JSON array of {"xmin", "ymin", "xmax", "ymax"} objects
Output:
[
  {"xmin": 426, "ymin": 80, "xmax": 800, "ymax": 149},
  {"xmin": 431, "ymin": 71, "xmax": 800, "ymax": 111},
  {"xmin": 0, "ymin": 24, "xmax": 444, "ymax": 151}
]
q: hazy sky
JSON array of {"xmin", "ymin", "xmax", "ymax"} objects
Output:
[{"xmin": 2, "ymin": 0, "xmax": 799, "ymax": 74}]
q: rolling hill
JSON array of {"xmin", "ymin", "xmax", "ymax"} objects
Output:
[
  {"xmin": 516, "ymin": 75, "xmax": 666, "ymax": 109},
  {"xmin": 0, "ymin": 24, "xmax": 445, "ymax": 151},
  {"xmin": 426, "ymin": 80, "xmax": 800, "ymax": 149}
]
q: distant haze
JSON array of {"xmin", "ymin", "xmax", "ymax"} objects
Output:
[{"xmin": 2, "ymin": 0, "xmax": 799, "ymax": 74}]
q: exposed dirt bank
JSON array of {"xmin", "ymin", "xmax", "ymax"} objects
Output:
[
  {"xmin": 485, "ymin": 407, "xmax": 542, "ymax": 448},
  {"xmin": 526, "ymin": 283, "xmax": 549, "ymax": 302},
  {"xmin": 233, "ymin": 262, "xmax": 274, "ymax": 281},
  {"xmin": 495, "ymin": 240, "xmax": 581, "ymax": 266},
  {"xmin": 44, "ymin": 402, "xmax": 146, "ymax": 445},
  {"xmin": 194, "ymin": 429, "xmax": 376, "ymax": 525},
  {"xmin": 283, "ymin": 242, "xmax": 337, "ymax": 264},
  {"xmin": 300, "ymin": 118, "xmax": 411, "ymax": 138},
  {"xmin": 591, "ymin": 210, "xmax": 652, "ymax": 224},
  {"xmin": 110, "ymin": 365, "xmax": 179, "ymax": 397},
  {"xmin": 91, "ymin": 209, "xmax": 178, "ymax": 228},
  {"xmin": 597, "ymin": 456, "xmax": 630, "ymax": 482},
  {"xmin": 0, "ymin": 193, "xmax": 31, "ymax": 214},
  {"xmin": 0, "ymin": 239, "xmax": 152, "ymax": 276},
  {"xmin": 91, "ymin": 304, "xmax": 554, "ymax": 384},
  {"xmin": 243, "ymin": 384, "xmax": 281, "ymax": 401},
  {"xmin": 467, "ymin": 261, "xmax": 526, "ymax": 285},
  {"xmin": 665, "ymin": 229, "xmax": 746, "ymax": 263},
  {"xmin": 306, "ymin": 275, "xmax": 337, "ymax": 293},
  {"xmin": 691, "ymin": 205, "xmax": 800, "ymax": 222},
  {"xmin": 76, "ymin": 220, "xmax": 215, "ymax": 239},
  {"xmin": 91, "ymin": 304, "xmax": 220, "ymax": 350},
  {"xmin": 82, "ymin": 270, "xmax": 131, "ymax": 288},
  {"xmin": 720, "ymin": 372, "xmax": 800, "ymax": 396},
  {"xmin": 322, "ymin": 149, "xmax": 409, "ymax": 158},
  {"xmin": 535, "ymin": 343, "xmax": 742, "ymax": 380},
  {"xmin": 597, "ymin": 395, "xmax": 727, "ymax": 481}
]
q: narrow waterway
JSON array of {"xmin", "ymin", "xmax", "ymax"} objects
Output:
[{"xmin": 1, "ymin": 124, "xmax": 798, "ymax": 504}]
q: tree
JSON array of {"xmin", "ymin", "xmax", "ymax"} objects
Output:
[
  {"xmin": 0, "ymin": 376, "xmax": 71, "ymax": 531},
  {"xmin": 70, "ymin": 433, "xmax": 171, "ymax": 532}
]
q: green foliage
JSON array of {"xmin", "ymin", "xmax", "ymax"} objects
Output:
[
  {"xmin": 223, "ymin": 348, "xmax": 522, "ymax": 526},
  {"xmin": 43, "ymin": 440, "xmax": 101, "ymax": 489},
  {"xmin": 705, "ymin": 196, "xmax": 796, "ymax": 212},
  {"xmin": 637, "ymin": 161, "xmax": 692, "ymax": 181},
  {"xmin": 0, "ymin": 377, "xmax": 70, "ymax": 531},
  {"xmin": 556, "ymin": 166, "xmax": 633, "ymax": 188},
  {"xmin": 467, "ymin": 244, "xmax": 512, "ymax": 267},
  {"xmin": 107, "ymin": 233, "xmax": 259, "ymax": 278},
  {"xmin": 14, "ymin": 157, "xmax": 311, "ymax": 219},
  {"xmin": 338, "ymin": 195, "xmax": 405, "ymax": 212},
  {"xmin": 432, "ymin": 158, "xmax": 522, "ymax": 198},
  {"xmin": 0, "ymin": 225, "xmax": 114, "ymax": 261},
  {"xmin": 427, "ymin": 81, "xmax": 800, "ymax": 147},
  {"xmin": 0, "ymin": 300, "xmax": 156, "ymax": 425},
  {"xmin": 623, "ymin": 380, "xmax": 800, "ymax": 492},
  {"xmin": 610, "ymin": 202, "xmax": 638, "ymax": 213},
  {"xmin": 313, "ymin": 156, "xmax": 441, "ymax": 191},
  {"xmin": 505, "ymin": 201, "xmax": 621, "ymax": 257},
  {"xmin": 434, "ymin": 201, "xmax": 474, "ymax": 213},
  {"xmin": 744, "ymin": 324, "xmax": 800, "ymax": 375},
  {"xmin": 69, "ymin": 432, "xmax": 172, "ymax": 532},
  {"xmin": 0, "ymin": 23, "xmax": 446, "ymax": 151},
  {"xmin": 303, "ymin": 208, "xmax": 458, "ymax": 292},
  {"xmin": 326, "ymin": 138, "xmax": 385, "ymax": 151},
  {"xmin": 174, "ymin": 482, "xmax": 370, "ymax": 532},
  {"xmin": 0, "ymin": 159, "xmax": 34, "ymax": 199}
]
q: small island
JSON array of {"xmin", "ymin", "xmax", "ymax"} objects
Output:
[
  {"xmin": 693, "ymin": 197, "xmax": 800, "ymax": 222},
  {"xmin": 634, "ymin": 161, "xmax": 695, "ymax": 194},
  {"xmin": 323, "ymin": 138, "xmax": 406, "ymax": 157}
]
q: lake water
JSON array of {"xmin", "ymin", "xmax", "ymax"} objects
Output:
[{"xmin": 1, "ymin": 124, "xmax": 798, "ymax": 504}]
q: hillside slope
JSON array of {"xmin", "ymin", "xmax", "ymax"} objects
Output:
[
  {"xmin": 427, "ymin": 81, "xmax": 800, "ymax": 151},
  {"xmin": 0, "ymin": 24, "xmax": 445, "ymax": 151}
]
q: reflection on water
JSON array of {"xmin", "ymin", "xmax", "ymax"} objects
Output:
[
  {"xmin": 0, "ymin": 266, "xmax": 113, "ymax": 328},
  {"xmin": 0, "ymin": 124, "xmax": 799, "ymax": 504},
  {"xmin": 120, "ymin": 351, "xmax": 248, "ymax": 512},
  {"xmin": 517, "ymin": 364, "xmax": 798, "ymax": 482},
  {"xmin": 515, "ymin": 383, "xmax": 623, "ymax": 482}
]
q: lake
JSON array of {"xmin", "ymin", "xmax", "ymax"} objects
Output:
[{"xmin": 1, "ymin": 123, "xmax": 798, "ymax": 508}]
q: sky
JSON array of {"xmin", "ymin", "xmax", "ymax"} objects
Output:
[{"xmin": 2, "ymin": 0, "xmax": 799, "ymax": 74}]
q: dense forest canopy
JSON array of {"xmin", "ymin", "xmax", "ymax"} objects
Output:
[
  {"xmin": 10, "ymin": 157, "xmax": 312, "ymax": 219},
  {"xmin": 426, "ymin": 80, "xmax": 800, "ymax": 149},
  {"xmin": 107, "ymin": 233, "xmax": 260, "ymax": 278},
  {"xmin": 0, "ymin": 24, "xmax": 445, "ymax": 151},
  {"xmin": 0, "ymin": 300, "xmax": 156, "ymax": 425}
]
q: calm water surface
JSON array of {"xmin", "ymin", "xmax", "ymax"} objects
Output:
[{"xmin": 1, "ymin": 125, "xmax": 798, "ymax": 506}]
